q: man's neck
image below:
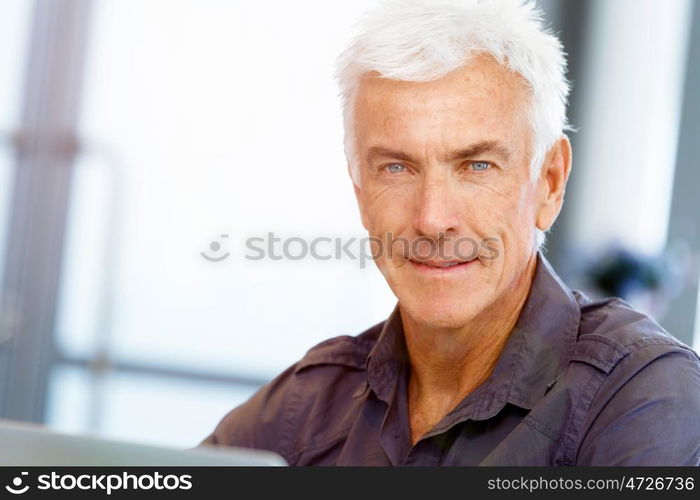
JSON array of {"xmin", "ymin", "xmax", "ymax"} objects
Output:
[{"xmin": 402, "ymin": 254, "xmax": 538, "ymax": 444}]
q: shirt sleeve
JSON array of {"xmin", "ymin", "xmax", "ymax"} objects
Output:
[
  {"xmin": 199, "ymin": 362, "xmax": 301, "ymax": 463},
  {"xmin": 576, "ymin": 345, "xmax": 700, "ymax": 465}
]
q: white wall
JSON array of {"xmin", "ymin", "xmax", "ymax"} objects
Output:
[{"xmin": 566, "ymin": 0, "xmax": 693, "ymax": 256}]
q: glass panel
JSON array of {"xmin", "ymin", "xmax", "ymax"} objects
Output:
[
  {"xmin": 55, "ymin": 155, "xmax": 116, "ymax": 358},
  {"xmin": 98, "ymin": 372, "xmax": 256, "ymax": 448},
  {"xmin": 0, "ymin": 0, "xmax": 31, "ymax": 129},
  {"xmin": 58, "ymin": 0, "xmax": 396, "ymax": 381},
  {"xmin": 0, "ymin": 0, "xmax": 33, "ymax": 286},
  {"xmin": 44, "ymin": 364, "xmax": 92, "ymax": 434},
  {"xmin": 45, "ymin": 364, "xmax": 258, "ymax": 448},
  {"xmin": 0, "ymin": 151, "xmax": 14, "ymax": 287}
]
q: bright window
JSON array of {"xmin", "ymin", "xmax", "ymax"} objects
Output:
[
  {"xmin": 48, "ymin": 0, "xmax": 396, "ymax": 447},
  {"xmin": 0, "ymin": 0, "xmax": 33, "ymax": 288}
]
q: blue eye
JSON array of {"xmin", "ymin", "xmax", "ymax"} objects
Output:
[
  {"xmin": 471, "ymin": 161, "xmax": 491, "ymax": 171},
  {"xmin": 386, "ymin": 163, "xmax": 406, "ymax": 174}
]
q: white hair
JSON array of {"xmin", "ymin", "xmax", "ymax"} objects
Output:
[{"xmin": 335, "ymin": 0, "xmax": 570, "ymax": 248}]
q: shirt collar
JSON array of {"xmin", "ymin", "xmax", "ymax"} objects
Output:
[
  {"xmin": 469, "ymin": 252, "xmax": 581, "ymax": 418},
  {"xmin": 363, "ymin": 251, "xmax": 581, "ymax": 423},
  {"xmin": 364, "ymin": 303, "xmax": 408, "ymax": 404}
]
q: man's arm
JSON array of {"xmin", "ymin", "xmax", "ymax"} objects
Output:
[
  {"xmin": 200, "ymin": 363, "xmax": 300, "ymax": 463},
  {"xmin": 576, "ymin": 345, "xmax": 700, "ymax": 465}
]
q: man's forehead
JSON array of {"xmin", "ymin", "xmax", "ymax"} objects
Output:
[
  {"xmin": 353, "ymin": 59, "xmax": 531, "ymax": 150},
  {"xmin": 351, "ymin": 59, "xmax": 533, "ymax": 162},
  {"xmin": 355, "ymin": 55, "xmax": 530, "ymax": 107}
]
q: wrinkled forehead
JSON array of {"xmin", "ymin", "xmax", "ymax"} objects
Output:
[{"xmin": 352, "ymin": 56, "xmax": 533, "ymax": 155}]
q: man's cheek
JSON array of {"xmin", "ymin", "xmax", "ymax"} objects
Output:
[{"xmin": 366, "ymin": 210, "xmax": 403, "ymax": 244}]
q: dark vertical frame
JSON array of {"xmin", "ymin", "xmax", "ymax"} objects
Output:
[
  {"xmin": 0, "ymin": 0, "xmax": 93, "ymax": 422},
  {"xmin": 660, "ymin": 1, "xmax": 700, "ymax": 347},
  {"xmin": 537, "ymin": 0, "xmax": 592, "ymax": 274}
]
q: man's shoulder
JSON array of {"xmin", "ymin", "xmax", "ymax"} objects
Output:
[
  {"xmin": 201, "ymin": 320, "xmax": 386, "ymax": 458},
  {"xmin": 293, "ymin": 320, "xmax": 384, "ymax": 374},
  {"xmin": 571, "ymin": 292, "xmax": 699, "ymax": 374},
  {"xmin": 566, "ymin": 294, "xmax": 700, "ymax": 465}
]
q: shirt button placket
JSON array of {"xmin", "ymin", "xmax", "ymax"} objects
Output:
[{"xmin": 403, "ymin": 439, "xmax": 442, "ymax": 466}]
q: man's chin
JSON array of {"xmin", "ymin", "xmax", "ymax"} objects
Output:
[{"xmin": 399, "ymin": 299, "xmax": 482, "ymax": 331}]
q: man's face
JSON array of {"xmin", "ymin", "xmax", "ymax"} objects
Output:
[{"xmin": 352, "ymin": 56, "xmax": 544, "ymax": 329}]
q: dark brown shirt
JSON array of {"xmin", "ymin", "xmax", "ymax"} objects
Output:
[{"xmin": 202, "ymin": 254, "xmax": 700, "ymax": 465}]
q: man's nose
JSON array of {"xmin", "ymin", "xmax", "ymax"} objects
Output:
[{"xmin": 413, "ymin": 176, "xmax": 461, "ymax": 239}]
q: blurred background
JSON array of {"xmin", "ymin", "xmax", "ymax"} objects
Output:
[{"xmin": 0, "ymin": 0, "xmax": 698, "ymax": 448}]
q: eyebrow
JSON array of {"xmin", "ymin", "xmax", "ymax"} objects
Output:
[
  {"xmin": 365, "ymin": 140, "xmax": 512, "ymax": 164},
  {"xmin": 448, "ymin": 141, "xmax": 512, "ymax": 162}
]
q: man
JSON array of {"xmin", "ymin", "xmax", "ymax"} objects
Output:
[{"xmin": 202, "ymin": 0, "xmax": 700, "ymax": 465}]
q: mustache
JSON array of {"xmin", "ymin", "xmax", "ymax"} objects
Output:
[{"xmin": 368, "ymin": 233, "xmax": 500, "ymax": 262}]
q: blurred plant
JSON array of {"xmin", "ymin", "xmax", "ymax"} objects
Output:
[
  {"xmin": 587, "ymin": 247, "xmax": 669, "ymax": 299},
  {"xmin": 583, "ymin": 245, "xmax": 686, "ymax": 319}
]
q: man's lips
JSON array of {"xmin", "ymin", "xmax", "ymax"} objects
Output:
[{"xmin": 407, "ymin": 257, "xmax": 478, "ymax": 272}]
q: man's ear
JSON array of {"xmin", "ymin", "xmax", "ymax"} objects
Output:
[{"xmin": 535, "ymin": 135, "xmax": 572, "ymax": 232}]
